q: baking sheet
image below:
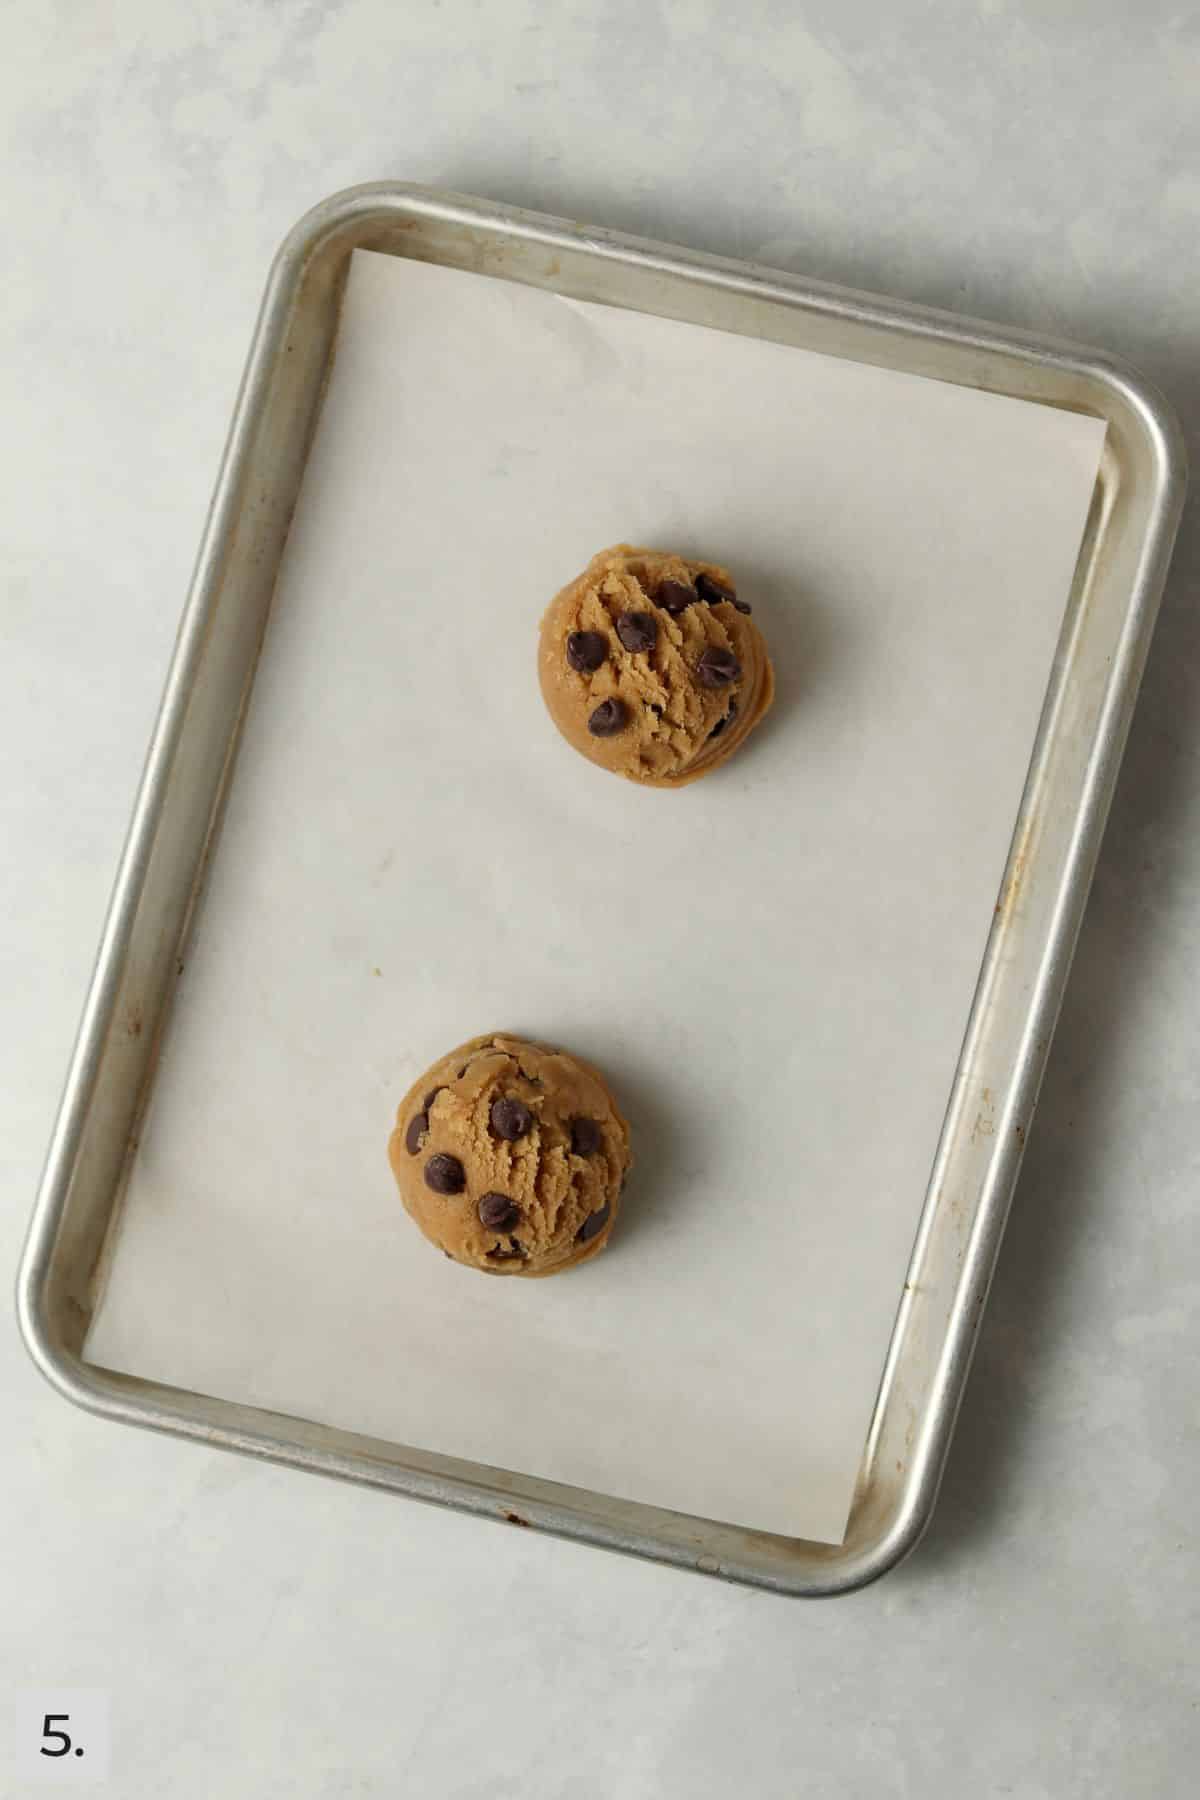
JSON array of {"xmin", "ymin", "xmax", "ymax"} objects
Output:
[{"xmin": 85, "ymin": 250, "xmax": 1105, "ymax": 1543}]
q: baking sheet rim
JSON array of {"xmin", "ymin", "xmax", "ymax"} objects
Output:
[{"xmin": 17, "ymin": 183, "xmax": 1187, "ymax": 1596}]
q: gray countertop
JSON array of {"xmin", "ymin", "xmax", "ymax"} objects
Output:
[{"xmin": 3, "ymin": 4, "xmax": 1197, "ymax": 1794}]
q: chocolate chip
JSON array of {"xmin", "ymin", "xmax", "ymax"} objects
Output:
[
  {"xmin": 708, "ymin": 699, "xmax": 739, "ymax": 740},
  {"xmin": 697, "ymin": 573, "xmax": 751, "ymax": 614},
  {"xmin": 647, "ymin": 702, "xmax": 664, "ymax": 718},
  {"xmin": 566, "ymin": 630, "xmax": 607, "ymax": 673},
  {"xmin": 695, "ymin": 572, "xmax": 748, "ymax": 614},
  {"xmin": 479, "ymin": 1192, "xmax": 520, "ymax": 1230},
  {"xmin": 490, "ymin": 1096, "xmax": 533, "ymax": 1141},
  {"xmin": 576, "ymin": 1202, "xmax": 611, "ymax": 1243},
  {"xmin": 405, "ymin": 1111, "xmax": 429, "ymax": 1155},
  {"xmin": 615, "ymin": 611, "xmax": 658, "ymax": 654},
  {"xmin": 587, "ymin": 698, "xmax": 628, "ymax": 737},
  {"xmin": 656, "ymin": 579, "xmax": 695, "ymax": 615},
  {"xmin": 486, "ymin": 1244, "xmax": 524, "ymax": 1261},
  {"xmin": 422, "ymin": 1086, "xmax": 444, "ymax": 1110},
  {"xmin": 424, "ymin": 1152, "xmax": 466, "ymax": 1195},
  {"xmin": 570, "ymin": 1117, "xmax": 602, "ymax": 1156},
  {"xmin": 696, "ymin": 646, "xmax": 742, "ymax": 688}
]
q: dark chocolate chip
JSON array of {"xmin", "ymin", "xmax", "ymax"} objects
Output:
[
  {"xmin": 576, "ymin": 1202, "xmax": 611, "ymax": 1243},
  {"xmin": 696, "ymin": 646, "xmax": 742, "ymax": 688},
  {"xmin": 424, "ymin": 1152, "xmax": 466, "ymax": 1195},
  {"xmin": 615, "ymin": 611, "xmax": 658, "ymax": 654},
  {"xmin": 405, "ymin": 1111, "xmax": 429, "ymax": 1155},
  {"xmin": 697, "ymin": 573, "xmax": 751, "ymax": 614},
  {"xmin": 708, "ymin": 698, "xmax": 739, "ymax": 740},
  {"xmin": 570, "ymin": 1117, "xmax": 602, "ymax": 1157},
  {"xmin": 587, "ymin": 698, "xmax": 628, "ymax": 737},
  {"xmin": 566, "ymin": 630, "xmax": 607, "ymax": 673},
  {"xmin": 695, "ymin": 572, "xmax": 750, "ymax": 615},
  {"xmin": 479, "ymin": 1192, "xmax": 520, "ymax": 1230},
  {"xmin": 647, "ymin": 702, "xmax": 664, "ymax": 718},
  {"xmin": 486, "ymin": 1243, "xmax": 524, "ymax": 1261},
  {"xmin": 422, "ymin": 1086, "xmax": 444, "ymax": 1110},
  {"xmin": 490, "ymin": 1096, "xmax": 533, "ymax": 1141},
  {"xmin": 656, "ymin": 579, "xmax": 695, "ymax": 615}
]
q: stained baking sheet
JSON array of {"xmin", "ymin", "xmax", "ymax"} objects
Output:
[{"xmin": 85, "ymin": 249, "xmax": 1105, "ymax": 1543}]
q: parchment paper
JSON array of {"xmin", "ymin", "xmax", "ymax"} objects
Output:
[{"xmin": 86, "ymin": 250, "xmax": 1105, "ymax": 1542}]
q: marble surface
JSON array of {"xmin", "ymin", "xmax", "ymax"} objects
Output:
[{"xmin": 3, "ymin": 4, "xmax": 1198, "ymax": 1794}]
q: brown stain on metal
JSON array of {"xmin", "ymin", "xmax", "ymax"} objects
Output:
[
  {"xmin": 995, "ymin": 799, "xmax": 1043, "ymax": 928},
  {"xmin": 503, "ymin": 1510, "xmax": 531, "ymax": 1528},
  {"xmin": 1014, "ymin": 1122, "xmax": 1026, "ymax": 1147},
  {"xmin": 1006, "ymin": 842, "xmax": 1029, "ymax": 911},
  {"xmin": 126, "ymin": 1006, "xmax": 143, "ymax": 1038},
  {"xmin": 970, "ymin": 1086, "xmax": 995, "ymax": 1145}
]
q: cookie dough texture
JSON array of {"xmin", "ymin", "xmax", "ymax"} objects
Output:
[
  {"xmin": 539, "ymin": 545, "xmax": 774, "ymax": 787},
  {"xmin": 389, "ymin": 1034, "xmax": 631, "ymax": 1277}
]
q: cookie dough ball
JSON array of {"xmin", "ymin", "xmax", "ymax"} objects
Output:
[
  {"xmin": 538, "ymin": 545, "xmax": 774, "ymax": 788},
  {"xmin": 389, "ymin": 1034, "xmax": 631, "ymax": 1277}
]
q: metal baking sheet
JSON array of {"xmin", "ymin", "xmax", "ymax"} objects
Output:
[{"xmin": 18, "ymin": 184, "xmax": 1185, "ymax": 1593}]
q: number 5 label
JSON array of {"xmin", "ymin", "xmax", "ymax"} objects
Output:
[{"xmin": 12, "ymin": 1692, "xmax": 110, "ymax": 1784}]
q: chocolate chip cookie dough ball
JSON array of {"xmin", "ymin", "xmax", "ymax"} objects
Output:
[
  {"xmin": 388, "ymin": 1034, "xmax": 631, "ymax": 1277},
  {"xmin": 539, "ymin": 545, "xmax": 774, "ymax": 787}
]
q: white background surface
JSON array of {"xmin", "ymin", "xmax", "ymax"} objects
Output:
[
  {"xmin": 3, "ymin": 2, "xmax": 1197, "ymax": 1794},
  {"xmin": 86, "ymin": 248, "xmax": 1103, "ymax": 1544}
]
